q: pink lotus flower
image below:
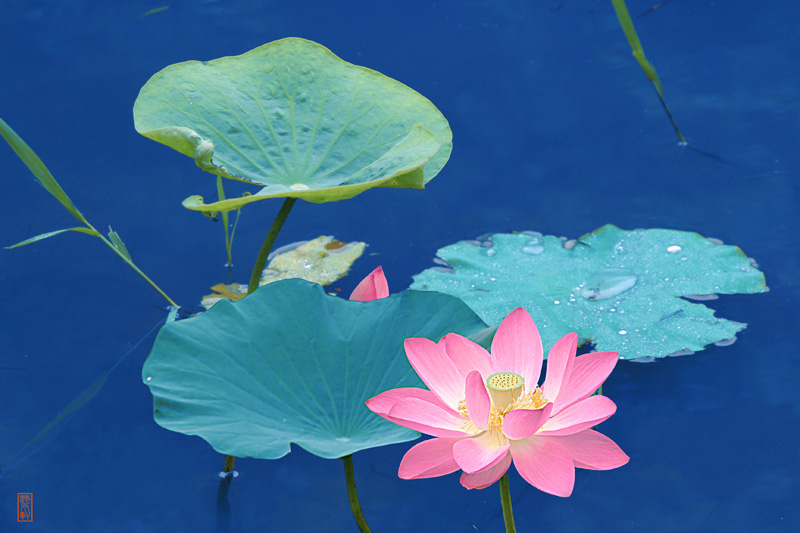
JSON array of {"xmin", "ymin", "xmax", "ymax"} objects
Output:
[
  {"xmin": 349, "ymin": 266, "xmax": 389, "ymax": 301},
  {"xmin": 366, "ymin": 307, "xmax": 628, "ymax": 496}
]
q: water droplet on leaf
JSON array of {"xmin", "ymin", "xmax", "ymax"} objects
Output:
[
  {"xmin": 522, "ymin": 244, "xmax": 544, "ymax": 255},
  {"xmin": 579, "ymin": 268, "xmax": 637, "ymax": 301}
]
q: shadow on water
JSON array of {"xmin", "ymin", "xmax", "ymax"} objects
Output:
[
  {"xmin": 216, "ymin": 473, "xmax": 236, "ymax": 532},
  {"xmin": 0, "ymin": 316, "xmax": 166, "ymax": 480}
]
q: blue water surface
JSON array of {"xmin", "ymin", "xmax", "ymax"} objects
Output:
[{"xmin": 1, "ymin": 1, "xmax": 798, "ymax": 531}]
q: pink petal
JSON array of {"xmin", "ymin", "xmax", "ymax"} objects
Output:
[
  {"xmin": 541, "ymin": 332, "xmax": 577, "ymax": 402},
  {"xmin": 398, "ymin": 437, "xmax": 462, "ymax": 479},
  {"xmin": 538, "ymin": 395, "xmax": 617, "ymax": 437},
  {"xmin": 404, "ymin": 337, "xmax": 470, "ymax": 408},
  {"xmin": 366, "ymin": 387, "xmax": 452, "ymax": 417},
  {"xmin": 452, "ymin": 432, "xmax": 510, "ymax": 474},
  {"xmin": 460, "ymin": 452, "xmax": 512, "ymax": 490},
  {"xmin": 349, "ymin": 266, "xmax": 390, "ymax": 301},
  {"xmin": 510, "ymin": 437, "xmax": 575, "ymax": 497},
  {"xmin": 465, "ymin": 371, "xmax": 491, "ymax": 430},
  {"xmin": 502, "ymin": 403, "xmax": 554, "ymax": 440},
  {"xmin": 538, "ymin": 430, "xmax": 629, "ymax": 471},
  {"xmin": 490, "ymin": 308, "xmax": 543, "ymax": 386},
  {"xmin": 553, "ymin": 351, "xmax": 618, "ymax": 414},
  {"xmin": 441, "ymin": 333, "xmax": 494, "ymax": 380},
  {"xmin": 387, "ymin": 397, "xmax": 469, "ymax": 438}
]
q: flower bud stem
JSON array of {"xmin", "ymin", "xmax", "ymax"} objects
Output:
[
  {"xmin": 499, "ymin": 472, "xmax": 517, "ymax": 533},
  {"xmin": 342, "ymin": 454, "xmax": 372, "ymax": 532}
]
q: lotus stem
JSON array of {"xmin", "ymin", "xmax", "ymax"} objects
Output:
[
  {"xmin": 342, "ymin": 454, "xmax": 372, "ymax": 533},
  {"xmin": 223, "ymin": 455, "xmax": 236, "ymax": 473},
  {"xmin": 247, "ymin": 197, "xmax": 297, "ymax": 294},
  {"xmin": 499, "ymin": 473, "xmax": 517, "ymax": 533}
]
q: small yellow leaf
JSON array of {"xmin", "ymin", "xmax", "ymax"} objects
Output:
[
  {"xmin": 199, "ymin": 236, "xmax": 367, "ymax": 309},
  {"xmin": 201, "ymin": 283, "xmax": 247, "ymax": 309},
  {"xmin": 260, "ymin": 236, "xmax": 366, "ymax": 287}
]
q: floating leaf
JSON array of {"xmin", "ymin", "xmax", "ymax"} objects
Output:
[
  {"xmin": 143, "ymin": 279, "xmax": 487, "ymax": 459},
  {"xmin": 134, "ymin": 38, "xmax": 452, "ymax": 210},
  {"xmin": 411, "ymin": 225, "xmax": 767, "ymax": 360},
  {"xmin": 200, "ymin": 236, "xmax": 366, "ymax": 308},
  {"xmin": 260, "ymin": 235, "xmax": 366, "ymax": 286},
  {"xmin": 200, "ymin": 283, "xmax": 248, "ymax": 309}
]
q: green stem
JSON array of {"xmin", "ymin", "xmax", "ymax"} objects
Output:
[
  {"xmin": 499, "ymin": 473, "xmax": 517, "ymax": 533},
  {"xmin": 89, "ymin": 223, "xmax": 178, "ymax": 307},
  {"xmin": 342, "ymin": 455, "xmax": 371, "ymax": 533},
  {"xmin": 247, "ymin": 197, "xmax": 297, "ymax": 294},
  {"xmin": 223, "ymin": 455, "xmax": 236, "ymax": 473},
  {"xmin": 216, "ymin": 176, "xmax": 234, "ymax": 282}
]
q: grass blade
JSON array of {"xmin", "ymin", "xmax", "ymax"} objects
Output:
[
  {"xmin": 6, "ymin": 227, "xmax": 100, "ymax": 249},
  {"xmin": 0, "ymin": 117, "xmax": 87, "ymax": 222},
  {"xmin": 610, "ymin": 0, "xmax": 686, "ymax": 142},
  {"xmin": 107, "ymin": 227, "xmax": 132, "ymax": 261}
]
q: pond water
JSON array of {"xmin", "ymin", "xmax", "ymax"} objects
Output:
[{"xmin": 1, "ymin": 1, "xmax": 798, "ymax": 531}]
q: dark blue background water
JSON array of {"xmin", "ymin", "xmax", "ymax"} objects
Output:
[{"xmin": 1, "ymin": 1, "xmax": 798, "ymax": 531}]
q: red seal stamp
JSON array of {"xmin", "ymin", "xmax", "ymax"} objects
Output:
[{"xmin": 17, "ymin": 493, "xmax": 32, "ymax": 522}]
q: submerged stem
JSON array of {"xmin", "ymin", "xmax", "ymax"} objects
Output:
[
  {"xmin": 247, "ymin": 197, "xmax": 297, "ymax": 294},
  {"xmin": 499, "ymin": 473, "xmax": 517, "ymax": 533},
  {"xmin": 342, "ymin": 454, "xmax": 372, "ymax": 533}
]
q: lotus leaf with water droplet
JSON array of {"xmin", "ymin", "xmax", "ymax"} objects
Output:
[
  {"xmin": 411, "ymin": 225, "xmax": 767, "ymax": 360},
  {"xmin": 133, "ymin": 38, "xmax": 451, "ymax": 211},
  {"xmin": 142, "ymin": 279, "xmax": 486, "ymax": 459}
]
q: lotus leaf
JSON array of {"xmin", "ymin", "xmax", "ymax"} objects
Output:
[
  {"xmin": 143, "ymin": 279, "xmax": 486, "ymax": 459},
  {"xmin": 411, "ymin": 225, "xmax": 767, "ymax": 360},
  {"xmin": 133, "ymin": 38, "xmax": 452, "ymax": 210}
]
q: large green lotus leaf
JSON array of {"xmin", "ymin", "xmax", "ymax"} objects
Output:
[
  {"xmin": 133, "ymin": 38, "xmax": 452, "ymax": 209},
  {"xmin": 142, "ymin": 279, "xmax": 486, "ymax": 459},
  {"xmin": 411, "ymin": 225, "xmax": 767, "ymax": 361}
]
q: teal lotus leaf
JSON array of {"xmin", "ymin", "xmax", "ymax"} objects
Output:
[
  {"xmin": 133, "ymin": 38, "xmax": 452, "ymax": 210},
  {"xmin": 411, "ymin": 225, "xmax": 768, "ymax": 360},
  {"xmin": 142, "ymin": 279, "xmax": 486, "ymax": 459}
]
